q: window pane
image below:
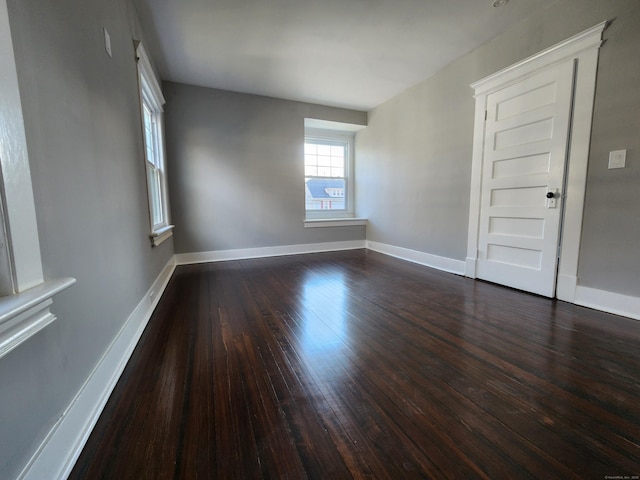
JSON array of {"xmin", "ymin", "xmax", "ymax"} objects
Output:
[
  {"xmin": 147, "ymin": 166, "xmax": 163, "ymax": 226},
  {"xmin": 304, "ymin": 143, "xmax": 316, "ymax": 155},
  {"xmin": 143, "ymin": 104, "xmax": 158, "ymax": 169},
  {"xmin": 318, "ymin": 155, "xmax": 331, "ymax": 167},
  {"xmin": 330, "ymin": 157, "xmax": 343, "ymax": 168},
  {"xmin": 331, "ymin": 145, "xmax": 345, "ymax": 157},
  {"xmin": 317, "ymin": 144, "xmax": 331, "ymax": 156},
  {"xmin": 143, "ymin": 104, "xmax": 152, "ymax": 129},
  {"xmin": 304, "ymin": 154, "xmax": 317, "ymax": 167}
]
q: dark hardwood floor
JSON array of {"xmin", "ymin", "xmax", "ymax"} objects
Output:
[{"xmin": 69, "ymin": 249, "xmax": 640, "ymax": 479}]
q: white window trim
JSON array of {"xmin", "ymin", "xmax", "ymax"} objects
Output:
[
  {"xmin": 136, "ymin": 43, "xmax": 173, "ymax": 246},
  {"xmin": 304, "ymin": 127, "xmax": 356, "ymax": 220},
  {"xmin": 0, "ymin": 0, "xmax": 74, "ymax": 358},
  {"xmin": 304, "ymin": 218, "xmax": 368, "ymax": 228}
]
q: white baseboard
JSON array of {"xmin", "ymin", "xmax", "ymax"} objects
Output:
[
  {"xmin": 366, "ymin": 241, "xmax": 466, "ymax": 275},
  {"xmin": 175, "ymin": 240, "xmax": 367, "ymax": 265},
  {"xmin": 574, "ymin": 285, "xmax": 640, "ymax": 321},
  {"xmin": 19, "ymin": 257, "xmax": 177, "ymax": 480}
]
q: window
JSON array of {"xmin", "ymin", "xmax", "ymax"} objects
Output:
[
  {"xmin": 0, "ymin": 0, "xmax": 74, "ymax": 359},
  {"xmin": 142, "ymin": 102, "xmax": 163, "ymax": 226},
  {"xmin": 304, "ymin": 129, "xmax": 354, "ymax": 219},
  {"xmin": 136, "ymin": 43, "xmax": 173, "ymax": 246}
]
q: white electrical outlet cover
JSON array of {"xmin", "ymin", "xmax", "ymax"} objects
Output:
[{"xmin": 608, "ymin": 149, "xmax": 626, "ymax": 169}]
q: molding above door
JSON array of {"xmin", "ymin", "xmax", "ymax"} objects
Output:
[
  {"xmin": 465, "ymin": 21, "xmax": 607, "ymax": 302},
  {"xmin": 470, "ymin": 21, "xmax": 607, "ymax": 95}
]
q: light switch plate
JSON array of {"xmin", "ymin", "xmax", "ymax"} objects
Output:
[
  {"xmin": 104, "ymin": 28, "xmax": 112, "ymax": 58},
  {"xmin": 608, "ymin": 149, "xmax": 626, "ymax": 169}
]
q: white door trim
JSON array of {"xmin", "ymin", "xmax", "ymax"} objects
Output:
[{"xmin": 465, "ymin": 21, "xmax": 607, "ymax": 302}]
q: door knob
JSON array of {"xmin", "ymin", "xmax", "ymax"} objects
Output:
[{"xmin": 546, "ymin": 191, "xmax": 555, "ymax": 199}]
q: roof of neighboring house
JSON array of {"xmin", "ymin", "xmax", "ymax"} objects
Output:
[{"xmin": 305, "ymin": 178, "xmax": 344, "ymax": 199}]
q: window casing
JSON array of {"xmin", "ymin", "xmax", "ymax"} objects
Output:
[
  {"xmin": 0, "ymin": 0, "xmax": 74, "ymax": 359},
  {"xmin": 304, "ymin": 129, "xmax": 355, "ymax": 219},
  {"xmin": 136, "ymin": 43, "xmax": 173, "ymax": 246}
]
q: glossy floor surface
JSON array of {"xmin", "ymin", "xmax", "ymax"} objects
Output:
[{"xmin": 70, "ymin": 250, "xmax": 640, "ymax": 479}]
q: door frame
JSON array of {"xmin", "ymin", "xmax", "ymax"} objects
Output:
[{"xmin": 465, "ymin": 21, "xmax": 607, "ymax": 302}]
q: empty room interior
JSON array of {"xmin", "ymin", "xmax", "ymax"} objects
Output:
[{"xmin": 1, "ymin": 0, "xmax": 639, "ymax": 478}]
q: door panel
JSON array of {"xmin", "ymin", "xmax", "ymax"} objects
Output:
[
  {"xmin": 495, "ymin": 82, "xmax": 557, "ymax": 120},
  {"xmin": 476, "ymin": 60, "xmax": 575, "ymax": 297},
  {"xmin": 492, "ymin": 154, "xmax": 550, "ymax": 179},
  {"xmin": 494, "ymin": 117, "xmax": 554, "ymax": 150}
]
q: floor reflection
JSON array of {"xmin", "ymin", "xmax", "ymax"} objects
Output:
[{"xmin": 299, "ymin": 268, "xmax": 349, "ymax": 357}]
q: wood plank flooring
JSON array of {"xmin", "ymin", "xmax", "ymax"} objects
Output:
[{"xmin": 69, "ymin": 249, "xmax": 640, "ymax": 479}]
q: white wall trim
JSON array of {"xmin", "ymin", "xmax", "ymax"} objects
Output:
[
  {"xmin": 0, "ymin": 277, "xmax": 75, "ymax": 360},
  {"xmin": 464, "ymin": 89, "xmax": 488, "ymax": 279},
  {"xmin": 150, "ymin": 224, "xmax": 174, "ymax": 247},
  {"xmin": 465, "ymin": 256, "xmax": 477, "ymax": 278},
  {"xmin": 555, "ymin": 273, "xmax": 578, "ymax": 303},
  {"xmin": 367, "ymin": 241, "xmax": 465, "ymax": 275},
  {"xmin": 135, "ymin": 42, "xmax": 165, "ymax": 107},
  {"xmin": 304, "ymin": 218, "xmax": 368, "ymax": 228},
  {"xmin": 303, "ymin": 118, "xmax": 367, "ymax": 133},
  {"xmin": 470, "ymin": 21, "xmax": 608, "ymax": 94},
  {"xmin": 574, "ymin": 286, "xmax": 640, "ymax": 322},
  {"xmin": 18, "ymin": 257, "xmax": 176, "ymax": 480},
  {"xmin": 176, "ymin": 240, "xmax": 463, "ymax": 275},
  {"xmin": 175, "ymin": 240, "xmax": 367, "ymax": 265},
  {"xmin": 554, "ymin": 42, "xmax": 602, "ymax": 302}
]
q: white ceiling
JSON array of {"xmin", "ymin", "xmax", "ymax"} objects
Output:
[{"xmin": 133, "ymin": 0, "xmax": 559, "ymax": 111}]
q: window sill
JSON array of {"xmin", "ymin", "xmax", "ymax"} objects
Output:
[
  {"xmin": 0, "ymin": 277, "xmax": 76, "ymax": 359},
  {"xmin": 304, "ymin": 218, "xmax": 368, "ymax": 228},
  {"xmin": 150, "ymin": 225, "xmax": 174, "ymax": 247}
]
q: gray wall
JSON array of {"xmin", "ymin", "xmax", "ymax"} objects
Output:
[
  {"xmin": 1, "ymin": 0, "xmax": 638, "ymax": 477},
  {"xmin": 1, "ymin": 0, "xmax": 173, "ymax": 477},
  {"xmin": 356, "ymin": 0, "xmax": 640, "ymax": 297},
  {"xmin": 578, "ymin": 4, "xmax": 640, "ymax": 296},
  {"xmin": 164, "ymin": 82, "xmax": 367, "ymax": 254}
]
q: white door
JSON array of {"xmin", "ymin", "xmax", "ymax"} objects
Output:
[{"xmin": 476, "ymin": 60, "xmax": 575, "ymax": 297}]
